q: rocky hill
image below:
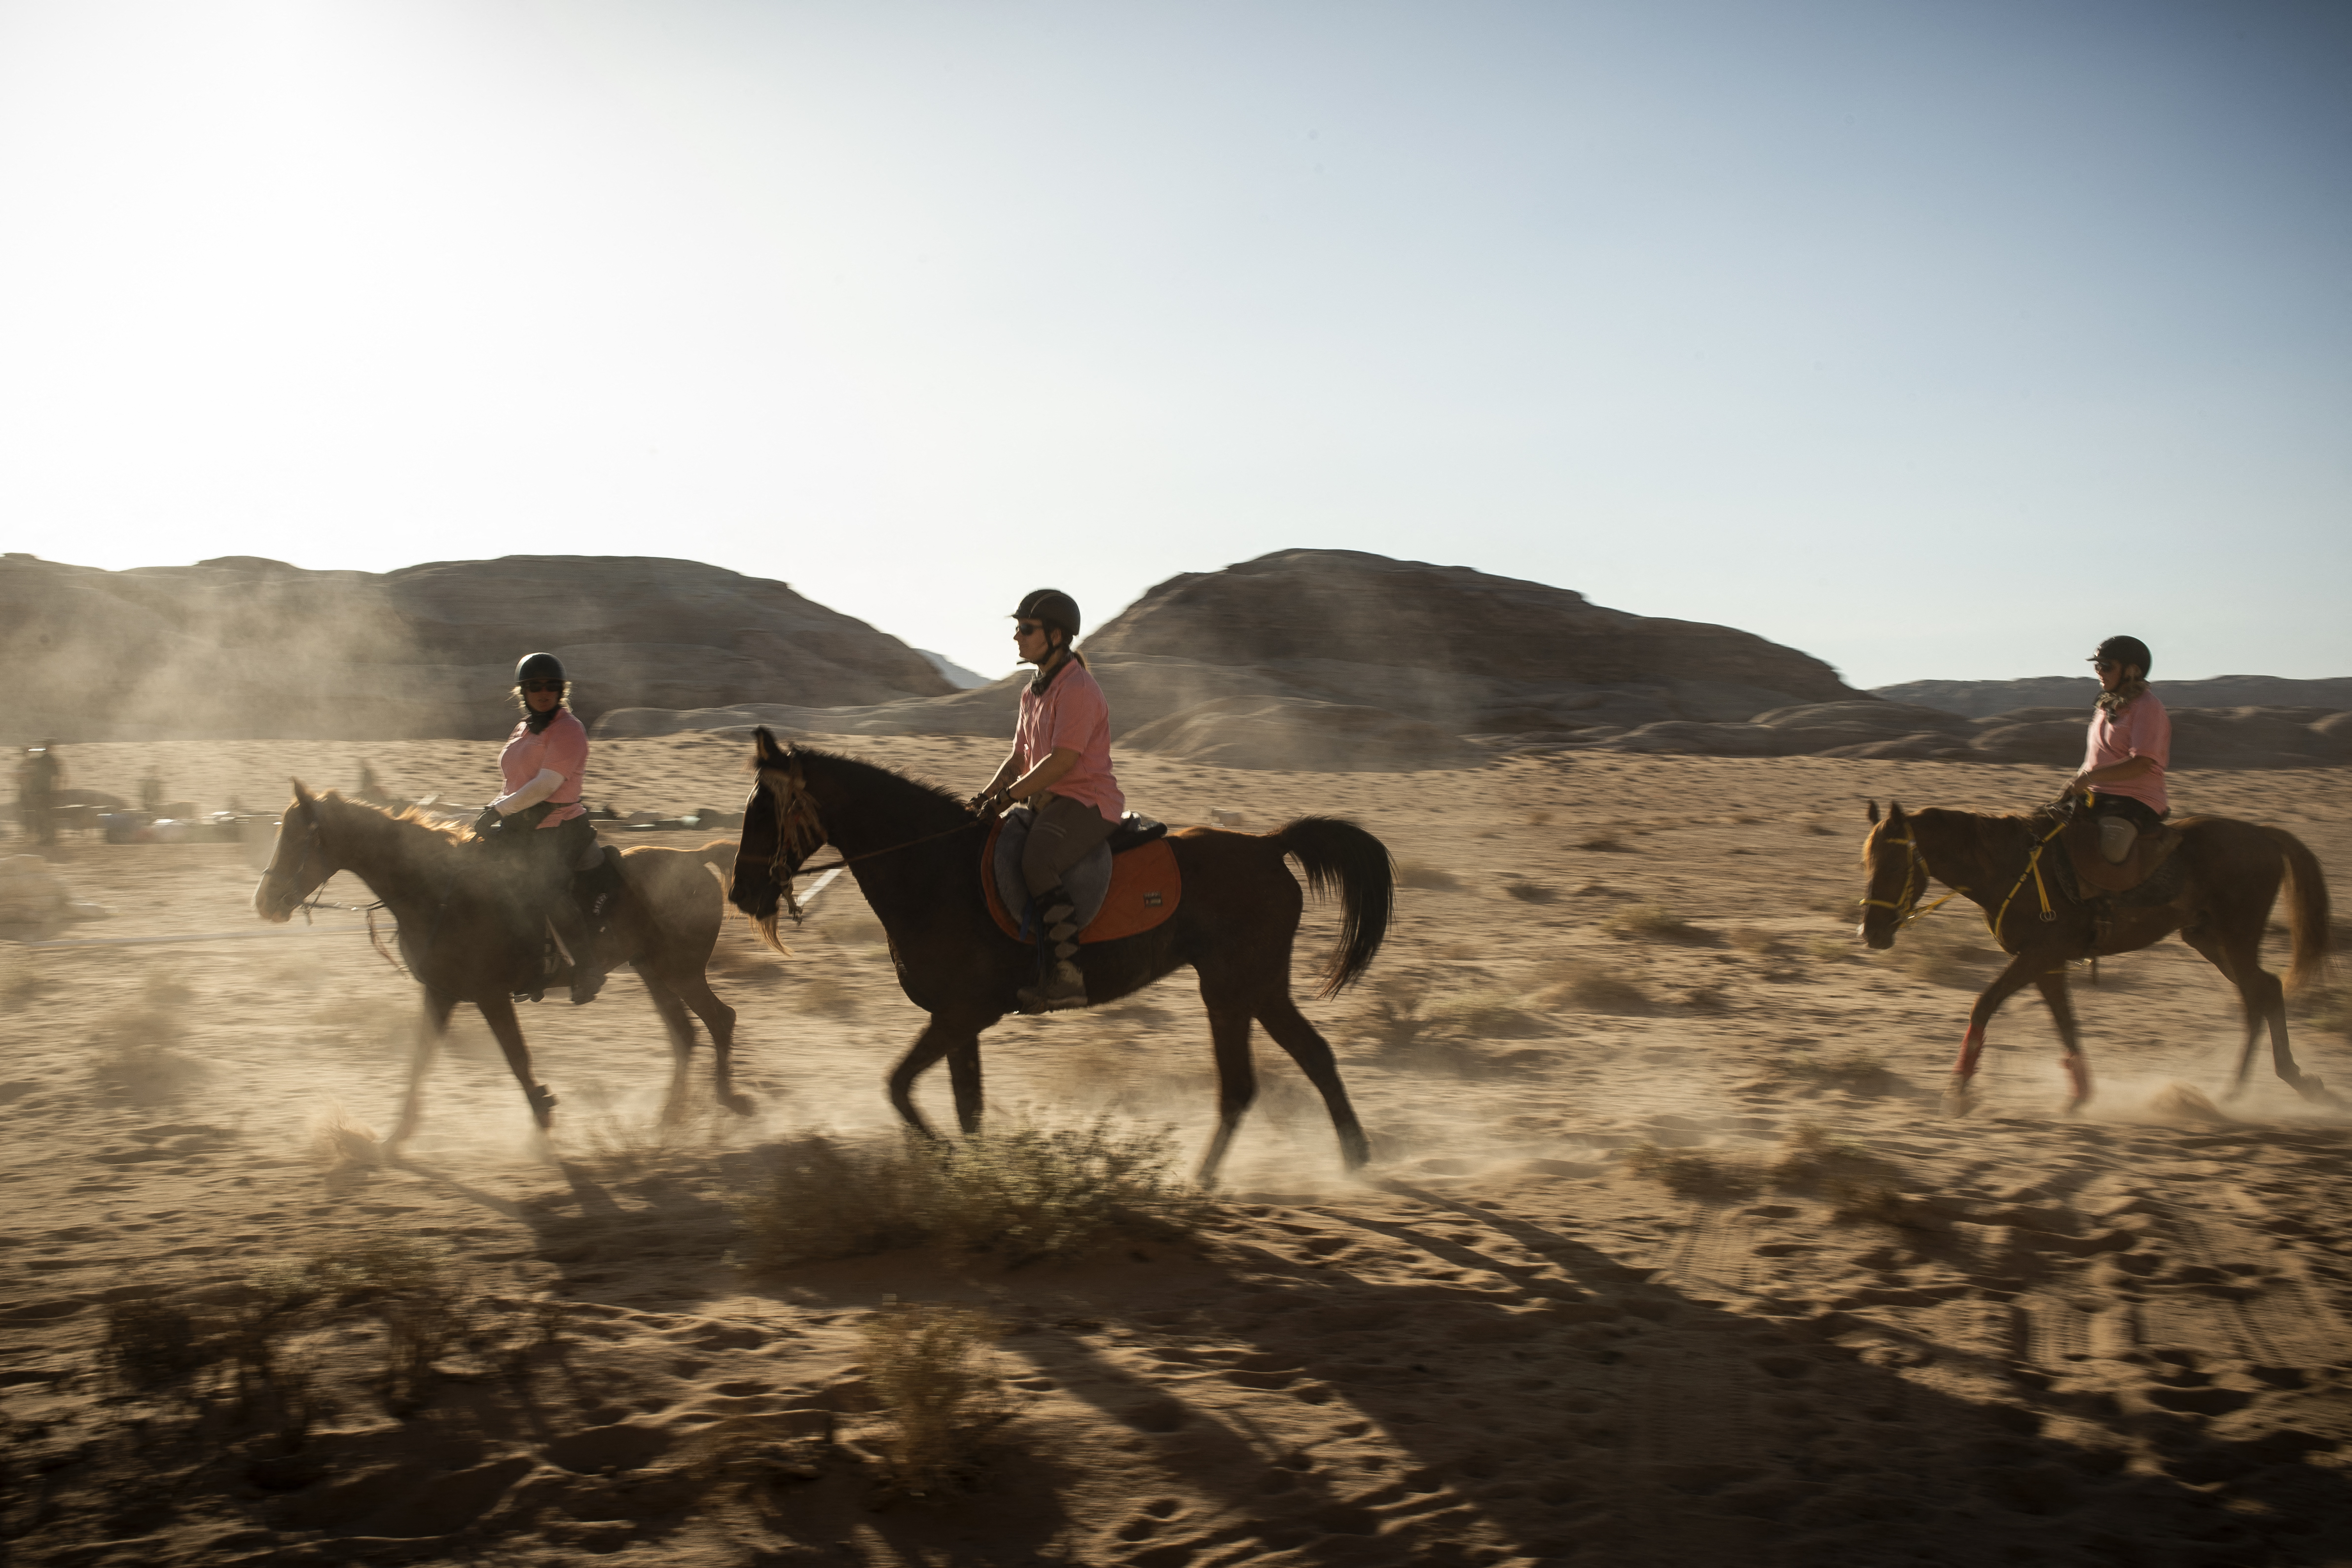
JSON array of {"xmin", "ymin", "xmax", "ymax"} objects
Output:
[
  {"xmin": 1873, "ymin": 675, "xmax": 2352, "ymax": 717},
  {"xmin": 596, "ymin": 549, "xmax": 1866, "ymax": 769},
  {"xmin": 0, "ymin": 553, "xmax": 950, "ymax": 742}
]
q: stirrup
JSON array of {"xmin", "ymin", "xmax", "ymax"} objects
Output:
[
  {"xmin": 1016, "ymin": 959, "xmax": 1088, "ymax": 1015},
  {"xmin": 568, "ymin": 967, "xmax": 606, "ymax": 1006}
]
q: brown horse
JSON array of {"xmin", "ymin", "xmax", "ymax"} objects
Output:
[
  {"xmin": 253, "ymin": 784, "xmax": 750, "ymax": 1145},
  {"xmin": 724, "ymin": 730, "xmax": 1394, "ymax": 1183},
  {"xmin": 1858, "ymin": 798, "xmax": 2333, "ymax": 1112}
]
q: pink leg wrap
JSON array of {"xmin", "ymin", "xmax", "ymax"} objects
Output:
[{"xmin": 1954, "ymin": 1027, "xmax": 1986, "ymax": 1081}]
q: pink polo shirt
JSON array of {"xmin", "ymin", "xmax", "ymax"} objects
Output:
[
  {"xmin": 1015, "ymin": 660, "xmax": 1124, "ymax": 824},
  {"xmin": 2082, "ymin": 691, "xmax": 2170, "ymax": 815},
  {"xmin": 499, "ymin": 709, "xmax": 589, "ymax": 828}
]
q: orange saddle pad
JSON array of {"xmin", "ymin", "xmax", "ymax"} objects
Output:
[{"xmin": 983, "ymin": 819, "xmax": 1182, "ymax": 944}]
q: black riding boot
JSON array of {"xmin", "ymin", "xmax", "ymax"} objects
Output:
[
  {"xmin": 1016, "ymin": 886, "xmax": 1088, "ymax": 1014},
  {"xmin": 548, "ymin": 902, "xmax": 606, "ymax": 1006}
]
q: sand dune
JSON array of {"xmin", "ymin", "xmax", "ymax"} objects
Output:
[{"xmin": 3, "ymin": 737, "xmax": 2350, "ymax": 1566}]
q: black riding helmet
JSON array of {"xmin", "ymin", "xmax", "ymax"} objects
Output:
[
  {"xmin": 1013, "ymin": 589, "xmax": 1081, "ymax": 645},
  {"xmin": 2090, "ymin": 636, "xmax": 2152, "ymax": 677},
  {"xmin": 515, "ymin": 652, "xmax": 566, "ymax": 685}
]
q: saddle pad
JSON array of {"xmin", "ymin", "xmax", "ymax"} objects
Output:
[
  {"xmin": 2063, "ymin": 814, "xmax": 2182, "ymax": 895},
  {"xmin": 985, "ymin": 813, "xmax": 1181, "ymax": 945}
]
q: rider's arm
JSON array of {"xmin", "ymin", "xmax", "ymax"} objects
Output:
[
  {"xmin": 1009, "ymin": 747, "xmax": 1081, "ymax": 802},
  {"xmin": 494, "ymin": 768, "xmax": 565, "ymax": 814}
]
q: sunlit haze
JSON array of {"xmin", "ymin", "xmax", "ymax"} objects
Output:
[{"xmin": 1, "ymin": 0, "xmax": 2346, "ymax": 686}]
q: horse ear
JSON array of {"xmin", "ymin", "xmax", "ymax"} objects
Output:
[
  {"xmin": 1888, "ymin": 800, "xmax": 1905, "ymax": 819},
  {"xmin": 753, "ymin": 727, "xmax": 786, "ymax": 766},
  {"xmin": 290, "ymin": 778, "xmax": 316, "ymax": 807},
  {"xmin": 1865, "ymin": 799, "xmax": 1879, "ymax": 825}
]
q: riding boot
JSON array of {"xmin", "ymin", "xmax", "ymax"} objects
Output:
[
  {"xmin": 1015, "ymin": 886, "xmax": 1088, "ymax": 1014},
  {"xmin": 548, "ymin": 902, "xmax": 607, "ymax": 1006}
]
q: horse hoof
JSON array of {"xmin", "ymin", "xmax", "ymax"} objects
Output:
[
  {"xmin": 1941, "ymin": 1084, "xmax": 1976, "ymax": 1116},
  {"xmin": 527, "ymin": 1086, "xmax": 559, "ymax": 1127}
]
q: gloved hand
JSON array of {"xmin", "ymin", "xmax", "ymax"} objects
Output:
[
  {"xmin": 473, "ymin": 804, "xmax": 505, "ymax": 838},
  {"xmin": 964, "ymin": 790, "xmax": 1002, "ymax": 818}
]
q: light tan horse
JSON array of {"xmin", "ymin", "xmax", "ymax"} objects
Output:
[{"xmin": 254, "ymin": 784, "xmax": 751, "ymax": 1146}]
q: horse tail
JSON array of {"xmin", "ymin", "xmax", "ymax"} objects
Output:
[
  {"xmin": 2260, "ymin": 827, "xmax": 2331, "ymax": 992},
  {"xmin": 1271, "ymin": 816, "xmax": 1394, "ymax": 998}
]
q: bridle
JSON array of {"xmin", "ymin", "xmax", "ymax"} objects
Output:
[
  {"xmin": 260, "ymin": 803, "xmax": 340, "ymax": 923},
  {"xmin": 750, "ymin": 762, "xmax": 987, "ymax": 925},
  {"xmin": 1858, "ymin": 826, "xmax": 1958, "ymax": 932}
]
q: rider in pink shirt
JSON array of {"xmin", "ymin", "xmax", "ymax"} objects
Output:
[
  {"xmin": 2067, "ymin": 634, "xmax": 2170, "ymax": 864},
  {"xmin": 476, "ymin": 652, "xmax": 609, "ymax": 1004},
  {"xmin": 968, "ymin": 589, "xmax": 1125, "ymax": 1013}
]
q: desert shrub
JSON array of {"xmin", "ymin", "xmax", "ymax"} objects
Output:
[
  {"xmin": 103, "ymin": 1286, "xmax": 208, "ymax": 1390},
  {"xmin": 309, "ymin": 1239, "xmax": 471, "ymax": 1405},
  {"xmin": 88, "ymin": 973, "xmax": 206, "ymax": 1102},
  {"xmin": 859, "ymin": 1303, "xmax": 1009, "ymax": 1499},
  {"xmin": 1771, "ymin": 1124, "xmax": 1911, "ymax": 1219},
  {"xmin": 741, "ymin": 1121, "xmax": 1210, "ymax": 1270},
  {"xmin": 1605, "ymin": 903, "xmax": 1692, "ymax": 940},
  {"xmin": 1395, "ymin": 861, "xmax": 1461, "ymax": 892},
  {"xmin": 1573, "ymin": 831, "xmax": 1630, "ymax": 853},
  {"xmin": 1622, "ymin": 1144, "xmax": 1760, "ymax": 1200},
  {"xmin": 1503, "ymin": 879, "xmax": 1556, "ymax": 904},
  {"xmin": 1773, "ymin": 1052, "xmax": 1904, "ymax": 1095},
  {"xmin": 1540, "ymin": 964, "xmax": 1650, "ymax": 1014},
  {"xmin": 307, "ymin": 1102, "xmax": 382, "ymax": 1172}
]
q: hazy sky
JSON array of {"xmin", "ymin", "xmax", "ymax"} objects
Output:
[{"xmin": 2, "ymin": 0, "xmax": 2346, "ymax": 687}]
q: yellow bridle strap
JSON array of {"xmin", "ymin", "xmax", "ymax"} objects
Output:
[
  {"xmin": 1989, "ymin": 813, "xmax": 2071, "ymax": 939},
  {"xmin": 1859, "ymin": 833, "xmax": 1964, "ymax": 930}
]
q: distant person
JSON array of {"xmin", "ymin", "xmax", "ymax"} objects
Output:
[
  {"xmin": 2067, "ymin": 635, "xmax": 2170, "ymax": 863},
  {"xmin": 965, "ymin": 589, "xmax": 1125, "ymax": 1013},
  {"xmin": 17, "ymin": 739, "xmax": 62, "ymax": 845},
  {"xmin": 473, "ymin": 653, "xmax": 608, "ymax": 1003},
  {"xmin": 139, "ymin": 770, "xmax": 164, "ymax": 817}
]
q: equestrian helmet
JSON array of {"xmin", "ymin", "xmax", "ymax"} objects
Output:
[
  {"xmin": 1013, "ymin": 588, "xmax": 1081, "ymax": 641},
  {"xmin": 515, "ymin": 651, "xmax": 567, "ymax": 685},
  {"xmin": 2090, "ymin": 635, "xmax": 2152, "ymax": 677}
]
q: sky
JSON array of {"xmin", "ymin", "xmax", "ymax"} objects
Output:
[{"xmin": 0, "ymin": 0, "xmax": 2346, "ymax": 688}]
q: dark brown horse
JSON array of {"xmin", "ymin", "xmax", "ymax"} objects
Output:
[
  {"xmin": 724, "ymin": 730, "xmax": 1394, "ymax": 1182},
  {"xmin": 253, "ymin": 784, "xmax": 750, "ymax": 1146},
  {"xmin": 1858, "ymin": 799, "xmax": 2332, "ymax": 1112}
]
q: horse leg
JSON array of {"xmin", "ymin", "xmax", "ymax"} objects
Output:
[
  {"xmin": 945, "ymin": 1038, "xmax": 985, "ymax": 1136},
  {"xmin": 1949, "ymin": 951, "xmax": 2050, "ymax": 1109},
  {"xmin": 1194, "ymin": 982, "xmax": 1259, "ymax": 1188},
  {"xmin": 478, "ymin": 994, "xmax": 559, "ymax": 1130},
  {"xmin": 2191, "ymin": 926, "xmax": 2323, "ymax": 1104},
  {"xmin": 635, "ymin": 965, "xmax": 699, "ymax": 1125},
  {"xmin": 2178, "ymin": 927, "xmax": 2268, "ymax": 1098},
  {"xmin": 386, "ymin": 990, "xmax": 458, "ymax": 1155},
  {"xmin": 1254, "ymin": 992, "xmax": 1372, "ymax": 1174},
  {"xmin": 665, "ymin": 968, "xmax": 749, "ymax": 1116},
  {"xmin": 2030, "ymin": 967, "xmax": 2093, "ymax": 1112},
  {"xmin": 886, "ymin": 1017, "xmax": 975, "ymax": 1143}
]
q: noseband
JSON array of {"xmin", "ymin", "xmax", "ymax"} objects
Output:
[
  {"xmin": 754, "ymin": 770, "xmax": 829, "ymax": 924},
  {"xmin": 261, "ymin": 806, "xmax": 337, "ymax": 921},
  {"xmin": 1858, "ymin": 829, "xmax": 1956, "ymax": 931}
]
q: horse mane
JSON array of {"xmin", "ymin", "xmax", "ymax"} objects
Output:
[
  {"xmin": 789, "ymin": 745, "xmax": 970, "ymax": 820},
  {"xmin": 309, "ymin": 790, "xmax": 474, "ymax": 858}
]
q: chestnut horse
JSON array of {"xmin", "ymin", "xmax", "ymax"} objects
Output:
[
  {"xmin": 253, "ymin": 784, "xmax": 750, "ymax": 1145},
  {"xmin": 724, "ymin": 730, "xmax": 1394, "ymax": 1182},
  {"xmin": 1858, "ymin": 799, "xmax": 2332, "ymax": 1112}
]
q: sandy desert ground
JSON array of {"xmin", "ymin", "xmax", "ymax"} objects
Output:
[{"xmin": 4, "ymin": 735, "xmax": 2351, "ymax": 1567}]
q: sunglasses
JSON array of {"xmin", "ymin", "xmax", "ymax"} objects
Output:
[
  {"xmin": 1014, "ymin": 621, "xmax": 1046, "ymax": 635},
  {"xmin": 520, "ymin": 679, "xmax": 564, "ymax": 693},
  {"xmin": 2091, "ymin": 660, "xmax": 2118, "ymax": 672}
]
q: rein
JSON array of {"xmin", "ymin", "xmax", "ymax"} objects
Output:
[{"xmin": 755, "ymin": 769, "xmax": 979, "ymax": 925}]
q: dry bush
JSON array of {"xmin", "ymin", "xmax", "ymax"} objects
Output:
[
  {"xmin": 307, "ymin": 1101, "xmax": 382, "ymax": 1172},
  {"xmin": 1605, "ymin": 903, "xmax": 1693, "ymax": 940},
  {"xmin": 1364, "ymin": 976, "xmax": 1433, "ymax": 1053},
  {"xmin": 578, "ymin": 1104, "xmax": 731, "ymax": 1183},
  {"xmin": 103, "ymin": 1286, "xmax": 208, "ymax": 1390},
  {"xmin": 741, "ymin": 1121, "xmax": 1211, "ymax": 1270},
  {"xmin": 859, "ymin": 1303, "xmax": 1010, "ymax": 1499},
  {"xmin": 309, "ymin": 1239, "xmax": 471, "ymax": 1406},
  {"xmin": 1622, "ymin": 1143, "xmax": 1760, "ymax": 1200},
  {"xmin": 1395, "ymin": 861, "xmax": 1461, "ymax": 892},
  {"xmin": 1503, "ymin": 879, "xmax": 1556, "ymax": 904},
  {"xmin": 1539, "ymin": 963, "xmax": 1651, "ymax": 1014},
  {"xmin": 1573, "ymin": 831, "xmax": 1630, "ymax": 853},
  {"xmin": 1771, "ymin": 1124, "xmax": 1911, "ymax": 1218},
  {"xmin": 1773, "ymin": 1052, "xmax": 1905, "ymax": 1096},
  {"xmin": 88, "ymin": 973, "xmax": 207, "ymax": 1102}
]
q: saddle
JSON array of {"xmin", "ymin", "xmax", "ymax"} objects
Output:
[
  {"xmin": 984, "ymin": 808, "xmax": 1181, "ymax": 945},
  {"xmin": 2063, "ymin": 810, "xmax": 2182, "ymax": 897}
]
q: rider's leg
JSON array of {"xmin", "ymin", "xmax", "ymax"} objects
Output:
[
  {"xmin": 548, "ymin": 818, "xmax": 609, "ymax": 1005},
  {"xmin": 1016, "ymin": 795, "xmax": 1118, "ymax": 1013}
]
